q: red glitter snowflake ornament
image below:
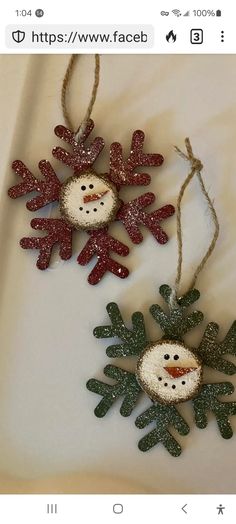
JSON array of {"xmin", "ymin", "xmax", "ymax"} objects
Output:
[{"xmin": 8, "ymin": 120, "xmax": 175, "ymax": 284}]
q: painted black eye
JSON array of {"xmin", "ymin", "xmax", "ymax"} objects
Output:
[
  {"xmin": 164, "ymin": 382, "xmax": 168, "ymax": 387},
  {"xmin": 86, "ymin": 210, "xmax": 89, "ymax": 214},
  {"xmin": 182, "ymin": 381, "xmax": 186, "ymax": 385},
  {"xmin": 93, "ymin": 208, "xmax": 97, "ymax": 212},
  {"xmin": 81, "ymin": 185, "xmax": 86, "ymax": 191},
  {"xmin": 164, "ymin": 354, "xmax": 170, "ymax": 360},
  {"xmin": 89, "ymin": 184, "xmax": 94, "ymax": 189},
  {"xmin": 174, "ymin": 355, "xmax": 179, "ymax": 361},
  {"xmin": 158, "ymin": 377, "xmax": 162, "ymax": 381},
  {"xmin": 172, "ymin": 385, "xmax": 176, "ymax": 389},
  {"xmin": 79, "ymin": 207, "xmax": 83, "ymax": 211},
  {"xmin": 100, "ymin": 202, "xmax": 104, "ymax": 206}
]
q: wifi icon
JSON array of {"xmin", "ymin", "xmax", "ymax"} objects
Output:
[{"xmin": 172, "ymin": 9, "xmax": 182, "ymax": 16}]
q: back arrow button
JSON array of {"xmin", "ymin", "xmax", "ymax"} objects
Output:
[{"xmin": 182, "ymin": 504, "xmax": 188, "ymax": 514}]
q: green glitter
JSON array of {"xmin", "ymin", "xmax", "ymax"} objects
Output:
[
  {"xmin": 93, "ymin": 302, "xmax": 147, "ymax": 357},
  {"xmin": 86, "ymin": 365, "xmax": 142, "ymax": 417},
  {"xmin": 193, "ymin": 382, "xmax": 236, "ymax": 439},
  {"xmin": 150, "ymin": 284, "xmax": 204, "ymax": 340},
  {"xmin": 87, "ymin": 284, "xmax": 236, "ymax": 457},
  {"xmin": 135, "ymin": 403, "xmax": 190, "ymax": 456},
  {"xmin": 197, "ymin": 321, "xmax": 236, "ymax": 375}
]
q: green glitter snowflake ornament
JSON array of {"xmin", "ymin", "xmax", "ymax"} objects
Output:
[
  {"xmin": 87, "ymin": 284, "xmax": 236, "ymax": 456},
  {"xmin": 87, "ymin": 139, "xmax": 236, "ymax": 456}
]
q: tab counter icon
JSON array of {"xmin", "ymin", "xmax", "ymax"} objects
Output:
[{"xmin": 12, "ymin": 30, "xmax": 25, "ymax": 43}]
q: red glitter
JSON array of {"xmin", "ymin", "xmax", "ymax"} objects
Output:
[
  {"xmin": 109, "ymin": 130, "xmax": 164, "ymax": 186},
  {"xmin": 53, "ymin": 120, "xmax": 104, "ymax": 174},
  {"xmin": 117, "ymin": 193, "xmax": 175, "ymax": 244},
  {"xmin": 77, "ymin": 228, "xmax": 129, "ymax": 285},
  {"xmin": 8, "ymin": 120, "xmax": 174, "ymax": 284},
  {"xmin": 20, "ymin": 218, "xmax": 73, "ymax": 270},
  {"xmin": 8, "ymin": 160, "xmax": 61, "ymax": 211}
]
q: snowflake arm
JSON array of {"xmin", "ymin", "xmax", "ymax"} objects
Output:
[
  {"xmin": 135, "ymin": 403, "xmax": 190, "ymax": 456},
  {"xmin": 8, "ymin": 160, "xmax": 61, "ymax": 211},
  {"xmin": 197, "ymin": 322, "xmax": 236, "ymax": 375},
  {"xmin": 117, "ymin": 192, "xmax": 175, "ymax": 245},
  {"xmin": 77, "ymin": 228, "xmax": 129, "ymax": 285},
  {"xmin": 52, "ymin": 119, "xmax": 104, "ymax": 174},
  {"xmin": 150, "ymin": 284, "xmax": 204, "ymax": 340},
  {"xmin": 109, "ymin": 130, "xmax": 164, "ymax": 186},
  {"xmin": 86, "ymin": 365, "xmax": 142, "ymax": 417},
  {"xmin": 20, "ymin": 218, "xmax": 73, "ymax": 269},
  {"xmin": 93, "ymin": 302, "xmax": 148, "ymax": 357},
  {"xmin": 193, "ymin": 382, "xmax": 236, "ymax": 439}
]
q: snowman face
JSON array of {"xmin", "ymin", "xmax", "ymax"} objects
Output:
[
  {"xmin": 59, "ymin": 171, "xmax": 120, "ymax": 230},
  {"xmin": 137, "ymin": 340, "xmax": 202, "ymax": 405}
]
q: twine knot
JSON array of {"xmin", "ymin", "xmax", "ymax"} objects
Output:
[
  {"xmin": 175, "ymin": 138, "xmax": 203, "ymax": 173},
  {"xmin": 191, "ymin": 157, "xmax": 203, "ymax": 172},
  {"xmin": 185, "ymin": 138, "xmax": 203, "ymax": 172}
]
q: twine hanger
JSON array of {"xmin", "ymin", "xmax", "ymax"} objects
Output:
[
  {"xmin": 61, "ymin": 54, "xmax": 100, "ymax": 139},
  {"xmin": 173, "ymin": 138, "xmax": 220, "ymax": 298}
]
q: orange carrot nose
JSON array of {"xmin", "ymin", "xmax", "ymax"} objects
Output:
[
  {"xmin": 83, "ymin": 190, "xmax": 108, "ymax": 203},
  {"xmin": 164, "ymin": 367, "xmax": 197, "ymax": 379}
]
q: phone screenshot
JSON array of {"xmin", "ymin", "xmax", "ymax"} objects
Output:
[{"xmin": 0, "ymin": 1, "xmax": 235, "ymax": 522}]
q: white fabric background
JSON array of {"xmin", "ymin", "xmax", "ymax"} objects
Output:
[{"xmin": 0, "ymin": 54, "xmax": 236, "ymax": 493}]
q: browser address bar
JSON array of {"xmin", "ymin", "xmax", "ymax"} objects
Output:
[{"xmin": 6, "ymin": 25, "xmax": 154, "ymax": 49}]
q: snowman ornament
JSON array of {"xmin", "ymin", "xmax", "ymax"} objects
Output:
[
  {"xmin": 87, "ymin": 284, "xmax": 236, "ymax": 456},
  {"xmin": 8, "ymin": 120, "xmax": 175, "ymax": 284},
  {"xmin": 137, "ymin": 340, "xmax": 202, "ymax": 404},
  {"xmin": 60, "ymin": 170, "xmax": 120, "ymax": 230}
]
